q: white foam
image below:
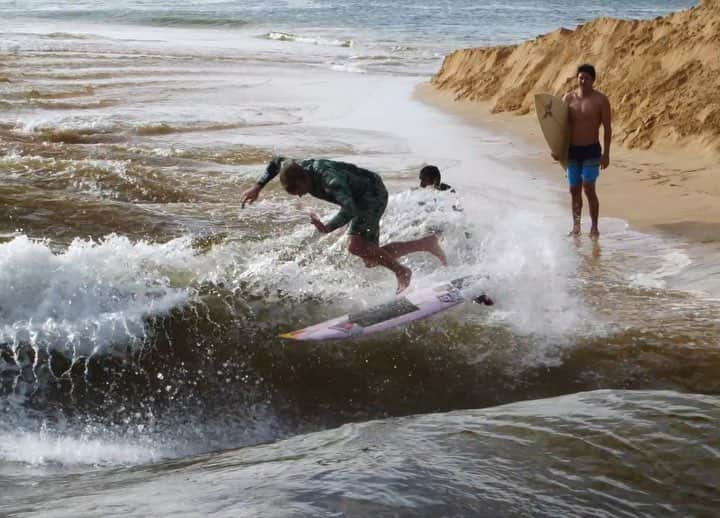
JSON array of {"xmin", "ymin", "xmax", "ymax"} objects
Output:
[
  {"xmin": 329, "ymin": 61, "xmax": 366, "ymax": 74},
  {"xmin": 0, "ymin": 235, "xmax": 202, "ymax": 355},
  {"xmin": 265, "ymin": 31, "xmax": 353, "ymax": 48},
  {"xmin": 0, "ymin": 428, "xmax": 164, "ymax": 467},
  {"xmin": 472, "ymin": 204, "xmax": 594, "ymax": 341},
  {"xmin": 0, "ymin": 39, "xmax": 21, "ymax": 54},
  {"xmin": 629, "ymin": 249, "xmax": 692, "ymax": 290},
  {"xmin": 15, "ymin": 113, "xmax": 118, "ymax": 135}
]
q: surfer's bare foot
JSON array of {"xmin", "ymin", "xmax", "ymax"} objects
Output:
[
  {"xmin": 428, "ymin": 235, "xmax": 447, "ymax": 266},
  {"xmin": 589, "ymin": 228, "xmax": 600, "ymax": 239},
  {"xmin": 395, "ymin": 266, "xmax": 412, "ymax": 294}
]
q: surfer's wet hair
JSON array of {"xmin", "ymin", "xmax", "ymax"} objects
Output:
[
  {"xmin": 279, "ymin": 160, "xmax": 308, "ymax": 193},
  {"xmin": 577, "ymin": 63, "xmax": 596, "ymax": 80}
]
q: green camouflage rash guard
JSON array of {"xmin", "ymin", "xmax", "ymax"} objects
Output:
[{"xmin": 257, "ymin": 156, "xmax": 388, "ymax": 243}]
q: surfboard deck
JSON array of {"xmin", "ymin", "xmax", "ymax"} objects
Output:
[
  {"xmin": 279, "ymin": 275, "xmax": 491, "ymax": 341},
  {"xmin": 534, "ymin": 93, "xmax": 569, "ymax": 170}
]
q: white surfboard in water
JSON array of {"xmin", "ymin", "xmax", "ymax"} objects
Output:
[{"xmin": 279, "ymin": 275, "xmax": 493, "ymax": 341}]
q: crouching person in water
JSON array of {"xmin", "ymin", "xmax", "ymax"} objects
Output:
[
  {"xmin": 240, "ymin": 157, "xmax": 447, "ymax": 293},
  {"xmin": 419, "ymin": 165, "xmax": 454, "ymax": 192}
]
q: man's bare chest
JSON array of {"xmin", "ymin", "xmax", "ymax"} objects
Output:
[{"xmin": 568, "ymin": 97, "xmax": 601, "ymax": 121}]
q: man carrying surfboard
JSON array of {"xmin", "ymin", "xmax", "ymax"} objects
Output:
[
  {"xmin": 240, "ymin": 157, "xmax": 447, "ymax": 293},
  {"xmin": 561, "ymin": 63, "xmax": 612, "ymax": 238}
]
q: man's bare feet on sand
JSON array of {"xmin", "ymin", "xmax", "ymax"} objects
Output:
[
  {"xmin": 429, "ymin": 235, "xmax": 448, "ymax": 266},
  {"xmin": 568, "ymin": 216, "xmax": 581, "ymax": 237},
  {"xmin": 395, "ymin": 266, "xmax": 412, "ymax": 294},
  {"xmin": 568, "ymin": 223, "xmax": 581, "ymax": 237}
]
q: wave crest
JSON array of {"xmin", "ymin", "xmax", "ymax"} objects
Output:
[{"xmin": 265, "ymin": 31, "xmax": 354, "ymax": 48}]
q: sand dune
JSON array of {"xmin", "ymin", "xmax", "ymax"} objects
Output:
[{"xmin": 432, "ymin": 0, "xmax": 720, "ymax": 155}]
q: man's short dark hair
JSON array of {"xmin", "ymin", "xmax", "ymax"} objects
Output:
[
  {"xmin": 419, "ymin": 165, "xmax": 441, "ymax": 182},
  {"xmin": 577, "ymin": 63, "xmax": 596, "ymax": 80}
]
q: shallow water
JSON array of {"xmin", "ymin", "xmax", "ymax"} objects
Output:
[
  {"xmin": 1, "ymin": 1, "xmax": 717, "ymax": 516},
  {"xmin": 4, "ymin": 391, "xmax": 719, "ymax": 517}
]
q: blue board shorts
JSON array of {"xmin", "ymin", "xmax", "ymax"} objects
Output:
[{"xmin": 566, "ymin": 142, "xmax": 601, "ymax": 187}]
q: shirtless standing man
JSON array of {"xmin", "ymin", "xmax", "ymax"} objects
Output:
[{"xmin": 561, "ymin": 63, "xmax": 612, "ymax": 238}]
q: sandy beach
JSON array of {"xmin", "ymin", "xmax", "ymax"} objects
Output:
[{"xmin": 422, "ymin": 0, "xmax": 720, "ymax": 242}]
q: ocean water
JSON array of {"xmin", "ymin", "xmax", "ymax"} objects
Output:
[{"xmin": 2, "ymin": 1, "xmax": 719, "ymax": 516}]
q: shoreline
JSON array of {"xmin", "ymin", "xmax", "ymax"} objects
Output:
[{"xmin": 415, "ymin": 82, "xmax": 720, "ymax": 243}]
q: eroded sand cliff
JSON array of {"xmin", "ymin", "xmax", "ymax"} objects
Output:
[{"xmin": 432, "ymin": 0, "xmax": 720, "ymax": 154}]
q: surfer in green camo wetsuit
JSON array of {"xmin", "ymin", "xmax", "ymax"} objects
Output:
[{"xmin": 240, "ymin": 157, "xmax": 447, "ymax": 293}]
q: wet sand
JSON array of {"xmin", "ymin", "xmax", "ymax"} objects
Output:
[{"xmin": 417, "ymin": 82, "xmax": 720, "ymax": 243}]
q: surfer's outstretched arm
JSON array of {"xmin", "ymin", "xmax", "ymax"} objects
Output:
[{"xmin": 240, "ymin": 156, "xmax": 285, "ymax": 208}]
